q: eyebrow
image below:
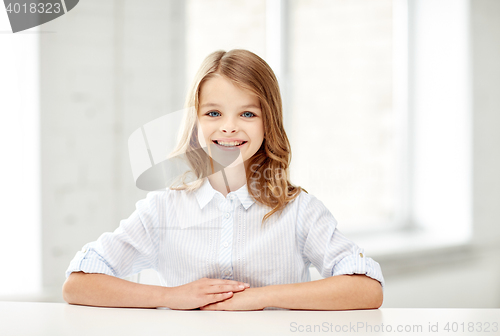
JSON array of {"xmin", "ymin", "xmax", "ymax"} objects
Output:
[{"xmin": 200, "ymin": 103, "xmax": 261, "ymax": 109}]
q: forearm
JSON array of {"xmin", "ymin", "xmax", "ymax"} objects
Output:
[
  {"xmin": 62, "ymin": 271, "xmax": 171, "ymax": 308},
  {"xmin": 260, "ymin": 274, "xmax": 383, "ymax": 310}
]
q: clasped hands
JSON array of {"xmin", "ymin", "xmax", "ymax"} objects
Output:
[{"xmin": 168, "ymin": 277, "xmax": 267, "ymax": 311}]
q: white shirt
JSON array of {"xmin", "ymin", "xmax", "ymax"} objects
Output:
[{"xmin": 66, "ymin": 177, "xmax": 385, "ymax": 291}]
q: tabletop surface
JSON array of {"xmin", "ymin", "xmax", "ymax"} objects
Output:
[{"xmin": 0, "ymin": 301, "xmax": 498, "ymax": 336}]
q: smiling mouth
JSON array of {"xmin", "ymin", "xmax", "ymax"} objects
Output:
[{"xmin": 212, "ymin": 140, "xmax": 247, "ymax": 148}]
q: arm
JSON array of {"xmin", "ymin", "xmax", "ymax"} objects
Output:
[
  {"xmin": 263, "ymin": 274, "xmax": 383, "ymax": 310},
  {"xmin": 200, "ymin": 274, "xmax": 383, "ymax": 311},
  {"xmin": 63, "ymin": 271, "xmax": 250, "ymax": 309},
  {"xmin": 62, "ymin": 191, "xmax": 250, "ymax": 309}
]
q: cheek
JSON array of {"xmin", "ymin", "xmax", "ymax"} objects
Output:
[
  {"xmin": 256, "ymin": 125, "xmax": 265, "ymax": 144},
  {"xmin": 250, "ymin": 133, "xmax": 264, "ymax": 151},
  {"xmin": 196, "ymin": 121, "xmax": 207, "ymax": 147}
]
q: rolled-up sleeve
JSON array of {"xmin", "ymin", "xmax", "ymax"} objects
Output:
[
  {"xmin": 297, "ymin": 193, "xmax": 385, "ymax": 291},
  {"xmin": 65, "ymin": 191, "xmax": 164, "ymax": 279}
]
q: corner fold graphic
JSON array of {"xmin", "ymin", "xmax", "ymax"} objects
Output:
[
  {"xmin": 63, "ymin": 0, "xmax": 78, "ymax": 12},
  {"xmin": 4, "ymin": 0, "xmax": 80, "ymax": 33}
]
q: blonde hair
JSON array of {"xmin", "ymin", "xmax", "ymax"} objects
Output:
[{"xmin": 169, "ymin": 49, "xmax": 307, "ymax": 224}]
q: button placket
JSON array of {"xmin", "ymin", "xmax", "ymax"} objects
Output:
[{"xmin": 218, "ymin": 199, "xmax": 234, "ymax": 279}]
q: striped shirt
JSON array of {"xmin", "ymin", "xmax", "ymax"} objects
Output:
[{"xmin": 66, "ymin": 177, "xmax": 385, "ymax": 293}]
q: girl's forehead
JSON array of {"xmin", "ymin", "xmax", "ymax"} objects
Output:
[
  {"xmin": 200, "ymin": 75, "xmax": 238, "ymax": 91},
  {"xmin": 199, "ymin": 76, "xmax": 260, "ymax": 107}
]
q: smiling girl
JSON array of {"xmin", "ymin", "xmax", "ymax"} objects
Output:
[{"xmin": 63, "ymin": 49, "xmax": 384, "ymax": 310}]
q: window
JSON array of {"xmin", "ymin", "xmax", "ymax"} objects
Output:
[
  {"xmin": 352, "ymin": 0, "xmax": 472, "ymax": 253},
  {"xmin": 288, "ymin": 0, "xmax": 396, "ymax": 235}
]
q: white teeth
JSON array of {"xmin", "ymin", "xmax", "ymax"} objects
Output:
[{"xmin": 216, "ymin": 141, "xmax": 244, "ymax": 147}]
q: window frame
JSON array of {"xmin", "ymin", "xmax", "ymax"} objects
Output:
[{"xmin": 274, "ymin": 0, "xmax": 473, "ymax": 259}]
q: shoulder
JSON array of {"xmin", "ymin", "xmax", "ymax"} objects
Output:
[
  {"xmin": 277, "ymin": 188, "xmax": 333, "ymax": 219},
  {"xmin": 290, "ymin": 188, "xmax": 328, "ymax": 212},
  {"xmin": 134, "ymin": 188, "xmax": 177, "ymax": 215},
  {"xmin": 292, "ymin": 190, "xmax": 338, "ymax": 230},
  {"xmin": 140, "ymin": 185, "xmax": 198, "ymax": 209},
  {"xmin": 141, "ymin": 189, "xmax": 169, "ymax": 207}
]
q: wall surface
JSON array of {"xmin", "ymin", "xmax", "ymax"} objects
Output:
[{"xmin": 40, "ymin": 0, "xmax": 185, "ymax": 293}]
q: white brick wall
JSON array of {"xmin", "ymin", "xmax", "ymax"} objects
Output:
[{"xmin": 40, "ymin": 0, "xmax": 185, "ymax": 293}]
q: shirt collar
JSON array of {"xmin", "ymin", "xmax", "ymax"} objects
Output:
[{"xmin": 194, "ymin": 177, "xmax": 255, "ymax": 210}]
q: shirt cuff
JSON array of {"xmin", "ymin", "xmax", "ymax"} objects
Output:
[
  {"xmin": 331, "ymin": 246, "xmax": 385, "ymax": 292},
  {"xmin": 65, "ymin": 243, "xmax": 117, "ymax": 279}
]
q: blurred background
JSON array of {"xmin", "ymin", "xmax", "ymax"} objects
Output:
[{"xmin": 0, "ymin": 0, "xmax": 499, "ymax": 308}]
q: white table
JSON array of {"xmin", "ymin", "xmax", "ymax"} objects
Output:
[{"xmin": 0, "ymin": 301, "xmax": 498, "ymax": 336}]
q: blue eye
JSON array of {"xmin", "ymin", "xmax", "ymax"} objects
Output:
[
  {"xmin": 242, "ymin": 111, "xmax": 255, "ymax": 118},
  {"xmin": 207, "ymin": 111, "xmax": 221, "ymax": 117}
]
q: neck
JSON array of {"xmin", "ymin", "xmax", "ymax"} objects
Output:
[{"xmin": 207, "ymin": 161, "xmax": 247, "ymax": 197}]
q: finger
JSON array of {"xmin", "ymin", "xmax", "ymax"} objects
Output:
[
  {"xmin": 201, "ymin": 301, "xmax": 225, "ymax": 311},
  {"xmin": 207, "ymin": 284, "xmax": 246, "ymax": 294},
  {"xmin": 208, "ymin": 279, "xmax": 251, "ymax": 289},
  {"xmin": 207, "ymin": 292, "xmax": 233, "ymax": 304},
  {"xmin": 200, "ymin": 304, "xmax": 215, "ymax": 310},
  {"xmin": 206, "ymin": 279, "xmax": 248, "ymax": 286}
]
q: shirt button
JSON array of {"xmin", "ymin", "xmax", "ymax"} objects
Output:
[
  {"xmin": 224, "ymin": 212, "xmax": 230, "ymax": 218},
  {"xmin": 223, "ymin": 242, "xmax": 229, "ymax": 248},
  {"xmin": 228, "ymin": 195, "xmax": 234, "ymax": 200},
  {"xmin": 224, "ymin": 270, "xmax": 231, "ymax": 276}
]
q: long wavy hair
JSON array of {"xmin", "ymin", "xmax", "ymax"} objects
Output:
[{"xmin": 169, "ymin": 49, "xmax": 307, "ymax": 224}]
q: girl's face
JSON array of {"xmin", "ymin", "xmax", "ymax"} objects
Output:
[{"xmin": 197, "ymin": 74, "xmax": 264, "ymax": 167}]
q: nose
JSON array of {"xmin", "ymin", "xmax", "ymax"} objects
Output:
[{"xmin": 220, "ymin": 116, "xmax": 238, "ymax": 134}]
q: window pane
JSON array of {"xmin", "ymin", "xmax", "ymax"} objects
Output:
[
  {"xmin": 288, "ymin": 0, "xmax": 395, "ymax": 233},
  {"xmin": 186, "ymin": 0, "xmax": 267, "ymax": 81}
]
